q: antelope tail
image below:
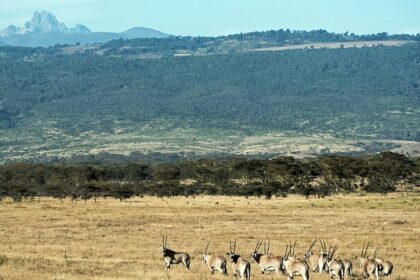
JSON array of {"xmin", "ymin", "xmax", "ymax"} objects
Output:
[
  {"xmin": 389, "ymin": 264, "xmax": 393, "ymax": 276},
  {"xmin": 222, "ymin": 258, "xmax": 228, "ymax": 275}
]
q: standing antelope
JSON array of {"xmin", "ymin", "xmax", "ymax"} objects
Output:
[
  {"xmin": 372, "ymin": 246, "xmax": 393, "ymax": 277},
  {"xmin": 324, "ymin": 245, "xmax": 345, "ymax": 280},
  {"xmin": 303, "ymin": 239, "xmax": 328, "ymax": 273},
  {"xmin": 282, "ymin": 242, "xmax": 310, "ymax": 280},
  {"xmin": 357, "ymin": 242, "xmax": 379, "ymax": 280},
  {"xmin": 161, "ymin": 236, "xmax": 190, "ymax": 271},
  {"xmin": 251, "ymin": 240, "xmax": 283, "ymax": 275},
  {"xmin": 341, "ymin": 259, "xmax": 353, "ymax": 278},
  {"xmin": 313, "ymin": 240, "xmax": 330, "ymax": 274},
  {"xmin": 226, "ymin": 240, "xmax": 251, "ymax": 280},
  {"xmin": 202, "ymin": 242, "xmax": 228, "ymax": 276}
]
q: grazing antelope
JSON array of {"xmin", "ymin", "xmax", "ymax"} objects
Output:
[
  {"xmin": 357, "ymin": 242, "xmax": 379, "ymax": 280},
  {"xmin": 372, "ymin": 246, "xmax": 393, "ymax": 277},
  {"xmin": 251, "ymin": 240, "xmax": 283, "ymax": 275},
  {"xmin": 161, "ymin": 236, "xmax": 190, "ymax": 271},
  {"xmin": 303, "ymin": 239, "xmax": 328, "ymax": 273},
  {"xmin": 201, "ymin": 242, "xmax": 228, "ymax": 276},
  {"xmin": 282, "ymin": 242, "xmax": 310, "ymax": 280},
  {"xmin": 324, "ymin": 245, "xmax": 345, "ymax": 280},
  {"xmin": 226, "ymin": 240, "xmax": 251, "ymax": 280}
]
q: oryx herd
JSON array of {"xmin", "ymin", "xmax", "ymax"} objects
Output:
[{"xmin": 161, "ymin": 236, "xmax": 394, "ymax": 279}]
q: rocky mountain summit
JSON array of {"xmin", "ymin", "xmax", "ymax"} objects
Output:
[
  {"xmin": 0, "ymin": 11, "xmax": 168, "ymax": 47},
  {"xmin": 0, "ymin": 11, "xmax": 91, "ymax": 37}
]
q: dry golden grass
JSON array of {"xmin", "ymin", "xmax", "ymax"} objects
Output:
[{"xmin": 0, "ymin": 194, "xmax": 418, "ymax": 280}]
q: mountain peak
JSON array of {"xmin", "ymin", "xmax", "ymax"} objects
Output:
[
  {"xmin": 0, "ymin": 11, "xmax": 169, "ymax": 46},
  {"xmin": 23, "ymin": 10, "xmax": 66, "ymax": 34},
  {"xmin": 122, "ymin": 27, "xmax": 169, "ymax": 38},
  {"xmin": 0, "ymin": 11, "xmax": 91, "ymax": 37}
]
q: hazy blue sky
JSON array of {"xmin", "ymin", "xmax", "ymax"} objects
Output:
[{"xmin": 1, "ymin": 0, "xmax": 419, "ymax": 36}]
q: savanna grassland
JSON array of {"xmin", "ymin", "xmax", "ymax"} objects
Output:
[{"xmin": 0, "ymin": 194, "xmax": 418, "ymax": 280}]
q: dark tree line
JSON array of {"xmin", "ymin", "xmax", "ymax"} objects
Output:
[{"xmin": 0, "ymin": 152, "xmax": 417, "ymax": 201}]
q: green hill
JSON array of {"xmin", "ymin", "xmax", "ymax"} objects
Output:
[{"xmin": 0, "ymin": 39, "xmax": 419, "ymax": 163}]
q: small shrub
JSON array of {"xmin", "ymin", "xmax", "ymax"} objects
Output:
[
  {"xmin": 0, "ymin": 255, "xmax": 8, "ymax": 266},
  {"xmin": 392, "ymin": 219, "xmax": 408, "ymax": 225}
]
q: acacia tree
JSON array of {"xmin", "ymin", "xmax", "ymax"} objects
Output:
[
  {"xmin": 366, "ymin": 152, "xmax": 414, "ymax": 192},
  {"xmin": 318, "ymin": 156, "xmax": 363, "ymax": 192},
  {"xmin": 186, "ymin": 159, "xmax": 222, "ymax": 185},
  {"xmin": 293, "ymin": 160, "xmax": 321, "ymax": 197},
  {"xmin": 232, "ymin": 159, "xmax": 267, "ymax": 184},
  {"xmin": 265, "ymin": 157, "xmax": 300, "ymax": 193},
  {"xmin": 152, "ymin": 163, "xmax": 181, "ymax": 182}
]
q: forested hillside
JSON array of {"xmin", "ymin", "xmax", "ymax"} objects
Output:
[{"xmin": 0, "ymin": 40, "xmax": 419, "ymax": 162}]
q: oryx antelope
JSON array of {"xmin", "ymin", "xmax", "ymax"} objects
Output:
[
  {"xmin": 227, "ymin": 240, "xmax": 251, "ymax": 280},
  {"xmin": 201, "ymin": 242, "xmax": 228, "ymax": 276},
  {"xmin": 282, "ymin": 242, "xmax": 310, "ymax": 280},
  {"xmin": 324, "ymin": 245, "xmax": 345, "ymax": 280},
  {"xmin": 372, "ymin": 246, "xmax": 393, "ymax": 277},
  {"xmin": 161, "ymin": 236, "xmax": 190, "ymax": 271},
  {"xmin": 303, "ymin": 239, "xmax": 329, "ymax": 273},
  {"xmin": 357, "ymin": 242, "xmax": 379, "ymax": 280},
  {"xmin": 251, "ymin": 240, "xmax": 283, "ymax": 275},
  {"xmin": 341, "ymin": 259, "xmax": 353, "ymax": 278}
]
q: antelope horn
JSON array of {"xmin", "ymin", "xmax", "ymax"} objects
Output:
[
  {"xmin": 162, "ymin": 236, "xmax": 164, "ymax": 248},
  {"xmin": 284, "ymin": 244, "xmax": 289, "ymax": 258},
  {"xmin": 292, "ymin": 241, "xmax": 296, "ymax": 257},
  {"xmin": 361, "ymin": 242, "xmax": 365, "ymax": 257},
  {"xmin": 331, "ymin": 245, "xmax": 338, "ymax": 259},
  {"xmin": 255, "ymin": 240, "xmax": 260, "ymax": 252},
  {"xmin": 328, "ymin": 246, "xmax": 333, "ymax": 258},
  {"xmin": 373, "ymin": 246, "xmax": 380, "ymax": 258},
  {"xmin": 321, "ymin": 239, "xmax": 326, "ymax": 251},
  {"xmin": 267, "ymin": 240, "xmax": 270, "ymax": 254},
  {"xmin": 289, "ymin": 241, "xmax": 292, "ymax": 257},
  {"xmin": 308, "ymin": 239, "xmax": 317, "ymax": 252},
  {"xmin": 364, "ymin": 243, "xmax": 370, "ymax": 258},
  {"xmin": 233, "ymin": 240, "xmax": 236, "ymax": 253},
  {"xmin": 205, "ymin": 242, "xmax": 210, "ymax": 254}
]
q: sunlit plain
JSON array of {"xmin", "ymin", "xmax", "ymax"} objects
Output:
[{"xmin": 0, "ymin": 194, "xmax": 418, "ymax": 279}]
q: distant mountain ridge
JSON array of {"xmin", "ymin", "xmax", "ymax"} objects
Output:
[
  {"xmin": 0, "ymin": 11, "xmax": 91, "ymax": 36},
  {"xmin": 0, "ymin": 11, "xmax": 170, "ymax": 47}
]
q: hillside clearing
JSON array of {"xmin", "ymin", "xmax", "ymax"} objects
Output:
[{"xmin": 248, "ymin": 40, "xmax": 411, "ymax": 52}]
